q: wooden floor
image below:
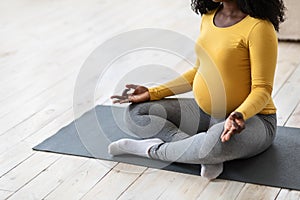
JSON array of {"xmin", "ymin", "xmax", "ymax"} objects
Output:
[{"xmin": 0, "ymin": 0, "xmax": 300, "ymax": 199}]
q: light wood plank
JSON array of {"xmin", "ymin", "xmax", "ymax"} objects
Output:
[
  {"xmin": 0, "ymin": 143, "xmax": 32, "ymax": 177},
  {"xmin": 0, "ymin": 109, "xmax": 73, "ymax": 182},
  {"xmin": 0, "ymin": 75, "xmax": 75, "ymax": 136},
  {"xmin": 0, "ymin": 62, "xmax": 66, "ymax": 103},
  {"xmin": 277, "ymin": 43, "xmax": 300, "ymax": 64},
  {"xmin": 155, "ymin": 171, "xmax": 210, "ymax": 200},
  {"xmin": 0, "ymin": 63, "xmax": 75, "ymax": 117},
  {"xmin": 44, "ymin": 159, "xmax": 117, "ymax": 200},
  {"xmin": 82, "ymin": 163, "xmax": 147, "ymax": 200},
  {"xmin": 0, "ymin": 152, "xmax": 60, "ymax": 192},
  {"xmin": 273, "ymin": 60, "xmax": 297, "ymax": 96},
  {"xmin": 0, "ymin": 189, "xmax": 13, "ymax": 200},
  {"xmin": 24, "ymin": 108, "xmax": 74, "ymax": 146},
  {"xmin": 276, "ymin": 189, "xmax": 300, "ymax": 200},
  {"xmin": 196, "ymin": 179, "xmax": 245, "ymax": 200},
  {"xmin": 273, "ymin": 64, "xmax": 300, "ymax": 126},
  {"xmin": 285, "ymin": 101, "xmax": 300, "ymax": 128},
  {"xmin": 235, "ymin": 184, "xmax": 280, "ymax": 200},
  {"xmin": 0, "ymin": 101, "xmax": 72, "ymax": 149},
  {"xmin": 117, "ymin": 168, "xmax": 207, "ymax": 200},
  {"xmin": 7, "ymin": 156, "xmax": 89, "ymax": 200},
  {"xmin": 0, "ymin": 16, "xmax": 116, "ymax": 114}
]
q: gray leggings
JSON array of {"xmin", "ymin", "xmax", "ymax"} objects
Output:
[{"xmin": 125, "ymin": 98, "xmax": 276, "ymax": 165}]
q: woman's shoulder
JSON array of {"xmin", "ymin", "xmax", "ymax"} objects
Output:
[
  {"xmin": 244, "ymin": 16, "xmax": 277, "ymax": 41},
  {"xmin": 244, "ymin": 16, "xmax": 275, "ymax": 31}
]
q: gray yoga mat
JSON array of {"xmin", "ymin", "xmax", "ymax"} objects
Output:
[{"xmin": 33, "ymin": 105, "xmax": 300, "ymax": 190}]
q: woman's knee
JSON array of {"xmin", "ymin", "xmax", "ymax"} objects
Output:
[
  {"xmin": 124, "ymin": 103, "xmax": 152, "ymax": 134},
  {"xmin": 196, "ymin": 123, "xmax": 224, "ymax": 161},
  {"xmin": 199, "ymin": 116, "xmax": 272, "ymax": 162}
]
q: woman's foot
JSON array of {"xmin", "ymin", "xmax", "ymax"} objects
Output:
[
  {"xmin": 201, "ymin": 163, "xmax": 223, "ymax": 180},
  {"xmin": 108, "ymin": 138, "xmax": 163, "ymax": 158}
]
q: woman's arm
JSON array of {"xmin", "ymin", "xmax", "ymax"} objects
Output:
[
  {"xmin": 235, "ymin": 20, "xmax": 278, "ymax": 120},
  {"xmin": 148, "ymin": 59, "xmax": 200, "ymax": 100}
]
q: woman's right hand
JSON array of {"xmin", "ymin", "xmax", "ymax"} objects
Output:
[{"xmin": 110, "ymin": 84, "xmax": 150, "ymax": 104}]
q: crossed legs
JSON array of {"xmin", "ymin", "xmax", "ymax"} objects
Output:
[{"xmin": 108, "ymin": 98, "xmax": 276, "ymax": 180}]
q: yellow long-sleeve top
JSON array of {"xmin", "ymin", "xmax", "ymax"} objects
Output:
[{"xmin": 148, "ymin": 9, "xmax": 278, "ymax": 120}]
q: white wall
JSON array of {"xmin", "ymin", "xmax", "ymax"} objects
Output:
[{"xmin": 278, "ymin": 0, "xmax": 300, "ymax": 41}]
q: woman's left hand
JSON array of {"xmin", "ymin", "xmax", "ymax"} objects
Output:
[{"xmin": 220, "ymin": 112, "xmax": 245, "ymax": 142}]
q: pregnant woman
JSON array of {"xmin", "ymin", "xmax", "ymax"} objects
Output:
[{"xmin": 109, "ymin": 0, "xmax": 285, "ymax": 180}]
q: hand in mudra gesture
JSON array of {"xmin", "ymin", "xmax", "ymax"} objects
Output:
[
  {"xmin": 220, "ymin": 112, "xmax": 245, "ymax": 142},
  {"xmin": 111, "ymin": 84, "xmax": 150, "ymax": 104}
]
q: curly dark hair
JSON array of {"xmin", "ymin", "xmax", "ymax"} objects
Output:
[{"xmin": 191, "ymin": 0, "xmax": 286, "ymax": 31}]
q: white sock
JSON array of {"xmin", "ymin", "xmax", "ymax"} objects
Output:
[
  {"xmin": 108, "ymin": 138, "xmax": 163, "ymax": 158},
  {"xmin": 201, "ymin": 163, "xmax": 223, "ymax": 180}
]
